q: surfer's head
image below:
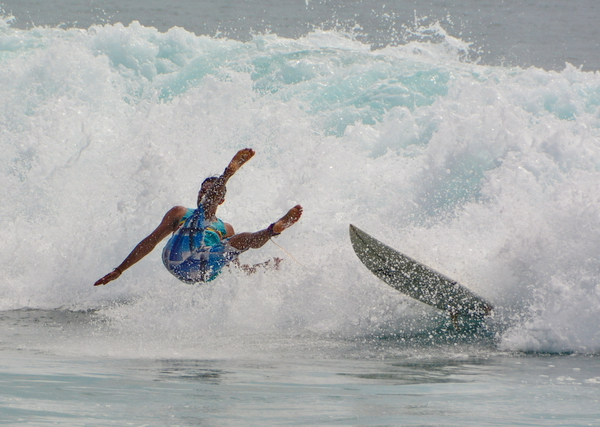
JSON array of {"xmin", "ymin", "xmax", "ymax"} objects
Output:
[{"xmin": 197, "ymin": 177, "xmax": 226, "ymax": 207}]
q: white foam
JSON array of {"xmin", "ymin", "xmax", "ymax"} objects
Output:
[{"xmin": 1, "ymin": 22, "xmax": 600, "ymax": 354}]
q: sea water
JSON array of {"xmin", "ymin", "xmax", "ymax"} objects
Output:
[{"xmin": 1, "ymin": 0, "xmax": 600, "ymax": 425}]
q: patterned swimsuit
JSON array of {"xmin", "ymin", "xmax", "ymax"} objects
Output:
[{"xmin": 162, "ymin": 206, "xmax": 243, "ymax": 283}]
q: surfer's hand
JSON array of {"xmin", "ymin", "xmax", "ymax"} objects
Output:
[
  {"xmin": 227, "ymin": 148, "xmax": 255, "ymax": 174},
  {"xmin": 93, "ymin": 269, "xmax": 121, "ymax": 286}
]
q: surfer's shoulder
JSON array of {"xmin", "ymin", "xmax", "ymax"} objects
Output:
[
  {"xmin": 167, "ymin": 205, "xmax": 189, "ymax": 218},
  {"xmin": 163, "ymin": 206, "xmax": 189, "ymax": 229}
]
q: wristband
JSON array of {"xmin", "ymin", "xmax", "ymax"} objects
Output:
[{"xmin": 267, "ymin": 223, "xmax": 280, "ymax": 237}]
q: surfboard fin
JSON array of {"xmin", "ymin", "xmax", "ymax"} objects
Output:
[{"xmin": 450, "ymin": 310, "xmax": 460, "ymax": 330}]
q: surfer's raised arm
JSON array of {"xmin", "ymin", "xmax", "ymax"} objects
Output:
[{"xmin": 94, "ymin": 148, "xmax": 302, "ymax": 287}]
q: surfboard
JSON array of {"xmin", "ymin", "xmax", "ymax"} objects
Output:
[{"xmin": 349, "ymin": 224, "xmax": 492, "ymax": 319}]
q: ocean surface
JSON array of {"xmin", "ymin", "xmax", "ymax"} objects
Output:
[{"xmin": 1, "ymin": 0, "xmax": 600, "ymax": 425}]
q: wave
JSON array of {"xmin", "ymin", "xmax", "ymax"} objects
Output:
[{"xmin": 1, "ymin": 20, "xmax": 600, "ymax": 354}]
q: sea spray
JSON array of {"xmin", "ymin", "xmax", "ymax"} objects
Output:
[{"xmin": 2, "ymin": 20, "xmax": 600, "ymax": 354}]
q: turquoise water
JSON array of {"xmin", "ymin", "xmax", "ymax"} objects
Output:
[
  {"xmin": 2, "ymin": 311, "xmax": 600, "ymax": 426},
  {"xmin": 4, "ymin": 0, "xmax": 600, "ymax": 71},
  {"xmin": 2, "ymin": 349, "xmax": 600, "ymax": 426},
  {"xmin": 1, "ymin": 1, "xmax": 600, "ymax": 425}
]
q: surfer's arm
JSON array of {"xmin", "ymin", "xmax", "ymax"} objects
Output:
[
  {"xmin": 93, "ymin": 206, "xmax": 187, "ymax": 286},
  {"xmin": 224, "ymin": 223, "xmax": 235, "ymax": 238}
]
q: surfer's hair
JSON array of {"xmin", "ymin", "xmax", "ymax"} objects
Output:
[{"xmin": 199, "ymin": 177, "xmax": 226, "ymax": 197}]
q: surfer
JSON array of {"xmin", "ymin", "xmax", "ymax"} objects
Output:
[{"xmin": 94, "ymin": 148, "xmax": 302, "ymax": 286}]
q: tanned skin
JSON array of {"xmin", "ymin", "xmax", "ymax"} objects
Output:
[{"xmin": 94, "ymin": 148, "xmax": 302, "ymax": 286}]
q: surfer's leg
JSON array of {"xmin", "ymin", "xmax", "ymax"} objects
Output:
[
  {"xmin": 199, "ymin": 149, "xmax": 255, "ymax": 216},
  {"xmin": 228, "ymin": 205, "xmax": 303, "ymax": 251}
]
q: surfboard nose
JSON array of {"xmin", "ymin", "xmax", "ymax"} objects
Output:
[
  {"xmin": 349, "ymin": 223, "xmax": 493, "ymax": 320},
  {"xmin": 349, "ymin": 224, "xmax": 363, "ymax": 239},
  {"xmin": 348, "ymin": 224, "xmax": 364, "ymax": 246}
]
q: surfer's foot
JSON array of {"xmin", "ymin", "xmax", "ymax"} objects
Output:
[
  {"xmin": 226, "ymin": 148, "xmax": 255, "ymax": 174},
  {"xmin": 271, "ymin": 205, "xmax": 303, "ymax": 235}
]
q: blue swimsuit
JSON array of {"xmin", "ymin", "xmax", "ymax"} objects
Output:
[{"xmin": 162, "ymin": 206, "xmax": 243, "ymax": 283}]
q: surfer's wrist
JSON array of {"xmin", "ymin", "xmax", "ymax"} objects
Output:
[{"xmin": 267, "ymin": 223, "xmax": 280, "ymax": 237}]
